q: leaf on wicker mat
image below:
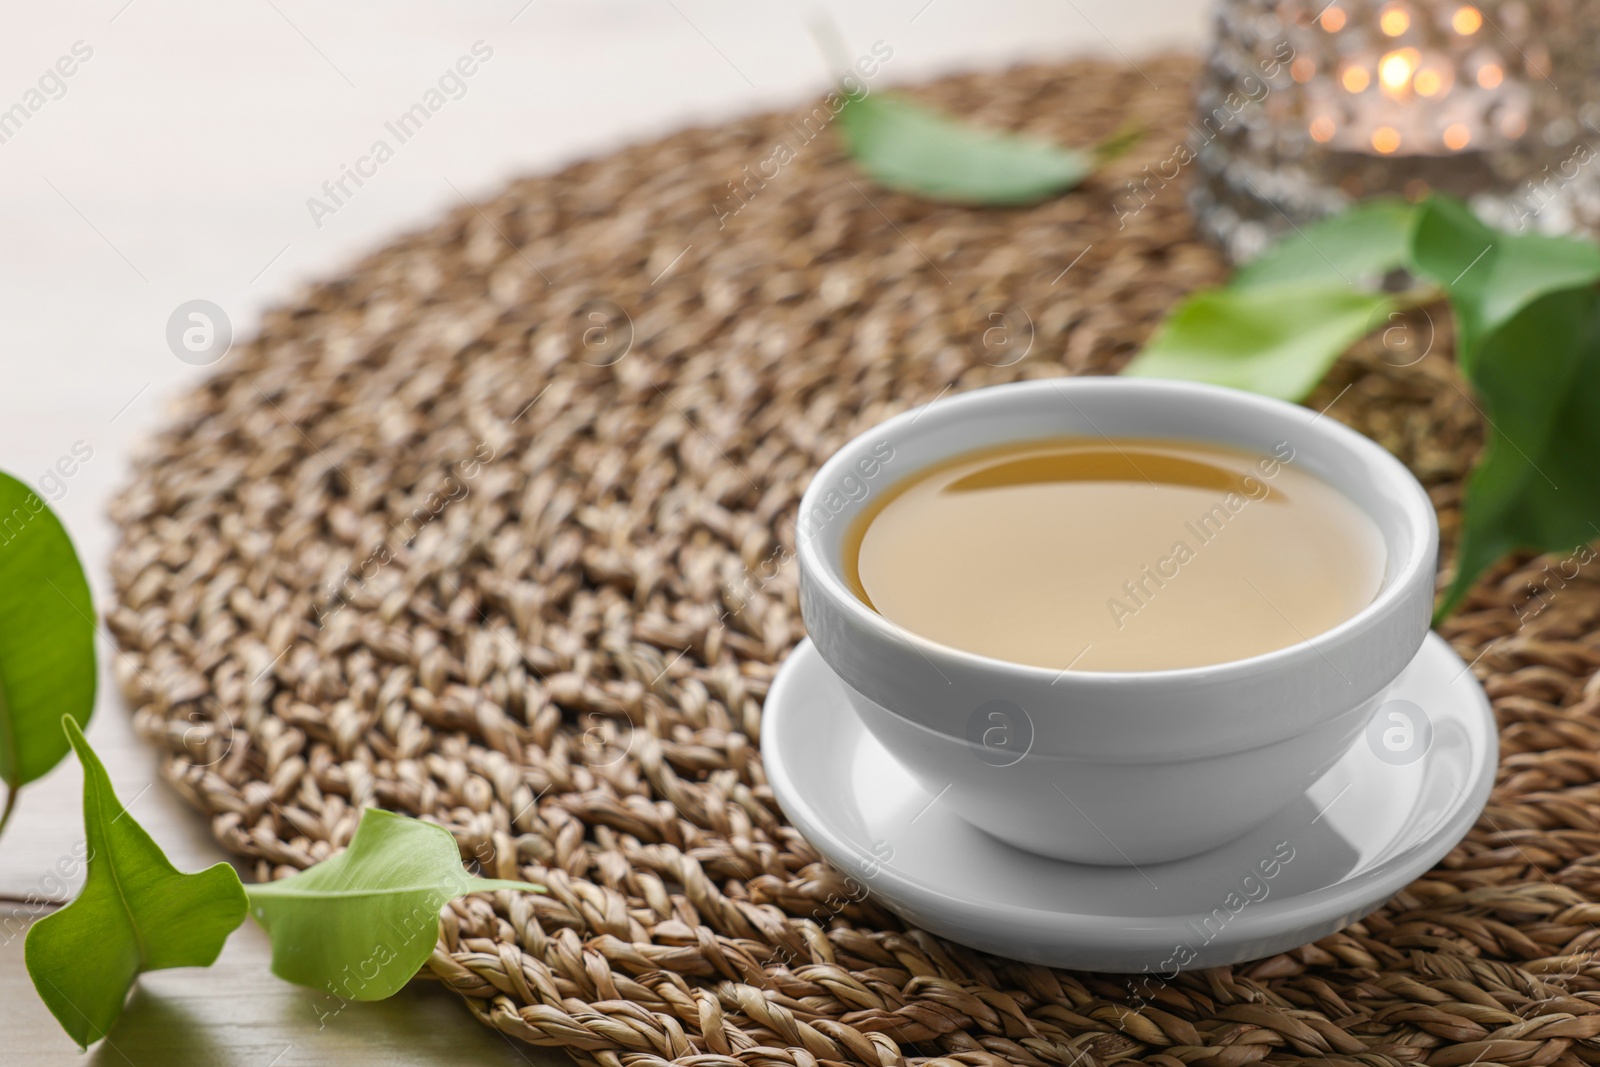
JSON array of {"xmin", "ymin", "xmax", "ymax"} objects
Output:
[
  {"xmin": 1437, "ymin": 286, "xmax": 1600, "ymax": 617},
  {"xmin": 838, "ymin": 92, "xmax": 1095, "ymax": 205},
  {"xmin": 25, "ymin": 716, "xmax": 247, "ymax": 1048},
  {"xmin": 1409, "ymin": 195, "xmax": 1600, "ymax": 374},
  {"xmin": 0, "ymin": 471, "xmax": 96, "ymax": 838},
  {"xmin": 245, "ymin": 807, "xmax": 538, "ymax": 1001},
  {"xmin": 1124, "ymin": 202, "xmax": 1429, "ymax": 401},
  {"xmin": 1231, "ymin": 197, "xmax": 1418, "ymax": 291},
  {"xmin": 1123, "ymin": 283, "xmax": 1394, "ymax": 401}
]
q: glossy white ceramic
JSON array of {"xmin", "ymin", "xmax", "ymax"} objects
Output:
[
  {"xmin": 796, "ymin": 377, "xmax": 1440, "ymax": 863},
  {"xmin": 763, "ymin": 636, "xmax": 1496, "ymax": 972}
]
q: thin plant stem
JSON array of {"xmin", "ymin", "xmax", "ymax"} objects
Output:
[{"xmin": 0, "ymin": 786, "xmax": 16, "ymax": 841}]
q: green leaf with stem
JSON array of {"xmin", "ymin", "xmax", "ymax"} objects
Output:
[
  {"xmin": 1127, "ymin": 191, "xmax": 1600, "ymax": 621},
  {"xmin": 1123, "ymin": 283, "xmax": 1397, "ymax": 401},
  {"xmin": 0, "ymin": 472, "xmax": 96, "ymax": 837},
  {"xmin": 245, "ymin": 807, "xmax": 540, "ymax": 1001},
  {"xmin": 1436, "ymin": 286, "xmax": 1600, "ymax": 617},
  {"xmin": 838, "ymin": 92, "xmax": 1104, "ymax": 206},
  {"xmin": 1409, "ymin": 194, "xmax": 1600, "ymax": 374},
  {"xmin": 25, "ymin": 716, "xmax": 247, "ymax": 1048}
]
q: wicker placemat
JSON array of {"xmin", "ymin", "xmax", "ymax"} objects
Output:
[{"xmin": 107, "ymin": 54, "xmax": 1600, "ymax": 1067}]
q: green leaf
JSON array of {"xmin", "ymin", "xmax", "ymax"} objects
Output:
[
  {"xmin": 1410, "ymin": 195, "xmax": 1600, "ymax": 373},
  {"xmin": 0, "ymin": 472, "xmax": 96, "ymax": 834},
  {"xmin": 1437, "ymin": 286, "xmax": 1600, "ymax": 617},
  {"xmin": 245, "ymin": 807, "xmax": 538, "ymax": 1001},
  {"xmin": 838, "ymin": 92, "xmax": 1093, "ymax": 205},
  {"xmin": 25, "ymin": 716, "xmax": 247, "ymax": 1048},
  {"xmin": 1123, "ymin": 283, "xmax": 1394, "ymax": 401},
  {"xmin": 1232, "ymin": 198, "xmax": 1418, "ymax": 292}
]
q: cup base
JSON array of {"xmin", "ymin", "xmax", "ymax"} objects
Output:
[{"xmin": 971, "ymin": 809, "xmax": 1275, "ymax": 867}]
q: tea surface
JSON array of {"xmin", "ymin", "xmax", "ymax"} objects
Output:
[{"xmin": 847, "ymin": 437, "xmax": 1386, "ymax": 672}]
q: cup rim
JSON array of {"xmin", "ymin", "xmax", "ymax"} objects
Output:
[{"xmin": 796, "ymin": 376, "xmax": 1438, "ymax": 686}]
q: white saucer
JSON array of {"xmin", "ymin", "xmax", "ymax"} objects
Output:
[{"xmin": 763, "ymin": 635, "xmax": 1496, "ymax": 973}]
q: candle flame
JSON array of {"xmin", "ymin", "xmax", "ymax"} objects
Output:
[
  {"xmin": 1379, "ymin": 48, "xmax": 1419, "ymax": 97},
  {"xmin": 1310, "ymin": 116, "xmax": 1336, "ymax": 142},
  {"xmin": 1341, "ymin": 65, "xmax": 1371, "ymax": 92},
  {"xmin": 1443, "ymin": 124, "xmax": 1471, "ymax": 150},
  {"xmin": 1371, "ymin": 127, "xmax": 1402, "ymax": 154},
  {"xmin": 1379, "ymin": 4, "xmax": 1411, "ymax": 36},
  {"xmin": 1320, "ymin": 6, "xmax": 1346, "ymax": 31},
  {"xmin": 1452, "ymin": 5, "xmax": 1482, "ymax": 33},
  {"xmin": 1414, "ymin": 68, "xmax": 1444, "ymax": 96},
  {"xmin": 1477, "ymin": 62, "xmax": 1503, "ymax": 89}
]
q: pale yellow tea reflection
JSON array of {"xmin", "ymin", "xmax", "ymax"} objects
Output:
[{"xmin": 846, "ymin": 437, "xmax": 1386, "ymax": 672}]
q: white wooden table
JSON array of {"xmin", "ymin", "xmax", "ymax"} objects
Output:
[{"xmin": 0, "ymin": 1, "xmax": 1205, "ymax": 1061}]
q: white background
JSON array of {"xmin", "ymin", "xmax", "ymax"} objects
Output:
[{"xmin": 0, "ymin": 3, "xmax": 1205, "ymax": 1063}]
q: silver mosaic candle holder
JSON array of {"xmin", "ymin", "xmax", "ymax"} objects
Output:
[{"xmin": 1188, "ymin": 0, "xmax": 1600, "ymax": 262}]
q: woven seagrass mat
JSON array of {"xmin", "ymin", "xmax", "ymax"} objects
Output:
[{"xmin": 106, "ymin": 52, "xmax": 1600, "ymax": 1067}]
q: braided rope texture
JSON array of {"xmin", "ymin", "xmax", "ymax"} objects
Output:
[{"xmin": 106, "ymin": 55, "xmax": 1600, "ymax": 1067}]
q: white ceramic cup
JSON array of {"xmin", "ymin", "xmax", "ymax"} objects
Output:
[{"xmin": 796, "ymin": 377, "xmax": 1438, "ymax": 865}]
